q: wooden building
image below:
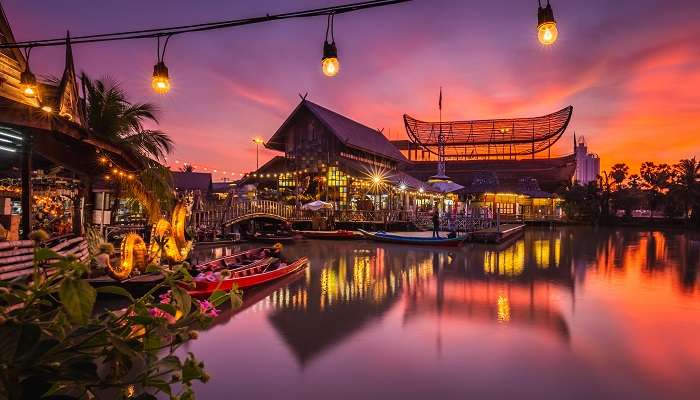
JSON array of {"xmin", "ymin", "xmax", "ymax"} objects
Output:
[
  {"xmin": 246, "ymin": 100, "xmax": 440, "ymax": 211},
  {"xmin": 0, "ymin": 4, "xmax": 139, "ymax": 238}
]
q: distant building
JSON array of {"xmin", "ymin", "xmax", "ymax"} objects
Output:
[{"xmin": 573, "ymin": 136, "xmax": 600, "ymax": 184}]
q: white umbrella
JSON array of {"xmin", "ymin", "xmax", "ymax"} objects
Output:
[
  {"xmin": 301, "ymin": 200, "xmax": 334, "ymax": 211},
  {"xmin": 431, "ymin": 180, "xmax": 465, "ymax": 193}
]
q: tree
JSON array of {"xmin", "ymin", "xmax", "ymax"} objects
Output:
[
  {"xmin": 609, "ymin": 163, "xmax": 629, "ymax": 190},
  {"xmin": 82, "ymin": 74, "xmax": 175, "ymax": 221},
  {"xmin": 640, "ymin": 162, "xmax": 673, "ymax": 216},
  {"xmin": 180, "ymin": 163, "xmax": 195, "ymax": 173},
  {"xmin": 671, "ymin": 157, "xmax": 700, "ymax": 219}
]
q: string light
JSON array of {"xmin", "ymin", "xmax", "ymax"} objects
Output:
[
  {"xmin": 152, "ymin": 35, "xmax": 171, "ymax": 94},
  {"xmin": 537, "ymin": 0, "xmax": 558, "ymax": 46},
  {"xmin": 321, "ymin": 13, "xmax": 340, "ymax": 77},
  {"xmin": 20, "ymin": 48, "xmax": 38, "ymax": 98}
]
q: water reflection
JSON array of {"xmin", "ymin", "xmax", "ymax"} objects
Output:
[{"xmin": 189, "ymin": 227, "xmax": 700, "ymax": 400}]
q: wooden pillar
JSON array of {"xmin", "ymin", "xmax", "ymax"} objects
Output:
[{"xmin": 20, "ymin": 137, "xmax": 32, "ymax": 239}]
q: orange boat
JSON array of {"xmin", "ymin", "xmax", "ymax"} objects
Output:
[{"xmin": 187, "ymin": 249, "xmax": 308, "ymax": 298}]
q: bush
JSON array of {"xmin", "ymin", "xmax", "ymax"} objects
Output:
[{"xmin": 0, "ymin": 247, "xmax": 241, "ymax": 399}]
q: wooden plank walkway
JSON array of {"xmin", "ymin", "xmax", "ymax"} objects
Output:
[{"xmin": 468, "ymin": 224, "xmax": 525, "ymax": 244}]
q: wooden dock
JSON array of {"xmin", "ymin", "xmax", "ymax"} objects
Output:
[{"xmin": 468, "ymin": 224, "xmax": 525, "ymax": 244}]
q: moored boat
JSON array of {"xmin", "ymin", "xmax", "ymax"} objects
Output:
[
  {"xmin": 251, "ymin": 233, "xmax": 297, "ymax": 244},
  {"xmin": 358, "ymin": 229, "xmax": 466, "ymax": 247},
  {"xmin": 187, "ymin": 249, "xmax": 309, "ymax": 298},
  {"xmin": 299, "ymin": 230, "xmax": 362, "ymax": 240}
]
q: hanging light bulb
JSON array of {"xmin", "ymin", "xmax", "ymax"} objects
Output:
[
  {"xmin": 20, "ymin": 47, "xmax": 38, "ymax": 98},
  {"xmin": 537, "ymin": 0, "xmax": 558, "ymax": 46},
  {"xmin": 151, "ymin": 61, "xmax": 170, "ymax": 94},
  {"xmin": 151, "ymin": 35, "xmax": 172, "ymax": 94},
  {"xmin": 321, "ymin": 14, "xmax": 340, "ymax": 77}
]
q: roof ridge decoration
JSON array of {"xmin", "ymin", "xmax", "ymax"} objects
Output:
[
  {"xmin": 56, "ymin": 31, "xmax": 82, "ymax": 125},
  {"xmin": 404, "ymin": 106, "xmax": 573, "ymax": 160}
]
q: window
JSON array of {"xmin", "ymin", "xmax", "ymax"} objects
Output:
[
  {"xmin": 327, "ymin": 166, "xmax": 348, "ymax": 206},
  {"xmin": 278, "ymin": 173, "xmax": 297, "ymax": 188}
]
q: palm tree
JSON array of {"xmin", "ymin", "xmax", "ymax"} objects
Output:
[
  {"xmin": 82, "ymin": 74, "xmax": 174, "ymax": 222},
  {"xmin": 672, "ymin": 158, "xmax": 700, "ymax": 219}
]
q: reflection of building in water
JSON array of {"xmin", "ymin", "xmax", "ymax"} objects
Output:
[
  {"xmin": 402, "ymin": 277, "xmax": 571, "ymax": 340},
  {"xmin": 267, "ymin": 245, "xmax": 436, "ymax": 366}
]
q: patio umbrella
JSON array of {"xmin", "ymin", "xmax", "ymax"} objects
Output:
[{"xmin": 301, "ymin": 200, "xmax": 334, "ymax": 211}]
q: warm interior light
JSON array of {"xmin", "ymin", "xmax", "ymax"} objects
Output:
[
  {"xmin": 537, "ymin": 21, "xmax": 558, "ymax": 45},
  {"xmin": 20, "ymin": 70, "xmax": 38, "ymax": 98},
  {"xmin": 322, "ymin": 40, "xmax": 340, "ymax": 77},
  {"xmin": 151, "ymin": 61, "xmax": 171, "ymax": 94},
  {"xmin": 41, "ymin": 105, "xmax": 53, "ymax": 113}
]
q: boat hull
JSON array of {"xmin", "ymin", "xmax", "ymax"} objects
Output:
[
  {"xmin": 358, "ymin": 229, "xmax": 465, "ymax": 247},
  {"xmin": 187, "ymin": 257, "xmax": 309, "ymax": 298},
  {"xmin": 300, "ymin": 230, "xmax": 361, "ymax": 240}
]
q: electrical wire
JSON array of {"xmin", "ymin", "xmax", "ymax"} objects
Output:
[{"xmin": 0, "ymin": 0, "xmax": 412, "ymax": 49}]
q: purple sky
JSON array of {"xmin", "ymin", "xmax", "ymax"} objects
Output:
[{"xmin": 5, "ymin": 0, "xmax": 700, "ymax": 178}]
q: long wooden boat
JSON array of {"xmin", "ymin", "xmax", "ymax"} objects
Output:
[
  {"xmin": 87, "ymin": 273, "xmax": 165, "ymax": 297},
  {"xmin": 187, "ymin": 254, "xmax": 309, "ymax": 298},
  {"xmin": 251, "ymin": 233, "xmax": 297, "ymax": 244},
  {"xmin": 298, "ymin": 230, "xmax": 362, "ymax": 240},
  {"xmin": 358, "ymin": 229, "xmax": 466, "ymax": 247}
]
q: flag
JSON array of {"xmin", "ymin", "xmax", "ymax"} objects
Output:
[{"xmin": 438, "ymin": 87, "xmax": 442, "ymax": 110}]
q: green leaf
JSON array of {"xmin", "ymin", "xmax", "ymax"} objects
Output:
[
  {"xmin": 144, "ymin": 333, "xmax": 161, "ymax": 352},
  {"xmin": 145, "ymin": 378, "xmax": 172, "ymax": 396},
  {"xmin": 208, "ymin": 290, "xmax": 228, "ymax": 307},
  {"xmin": 96, "ymin": 285, "xmax": 134, "ymax": 301},
  {"xmin": 154, "ymin": 303, "xmax": 177, "ymax": 316},
  {"xmin": 59, "ymin": 278, "xmax": 96, "ymax": 324},
  {"xmin": 171, "ymin": 286, "xmax": 191, "ymax": 316},
  {"xmin": 34, "ymin": 247, "xmax": 62, "ymax": 262}
]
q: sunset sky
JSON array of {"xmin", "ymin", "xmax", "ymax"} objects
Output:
[{"xmin": 5, "ymin": 0, "xmax": 700, "ymax": 177}]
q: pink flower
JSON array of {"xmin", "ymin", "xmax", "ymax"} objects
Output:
[{"xmin": 196, "ymin": 299, "xmax": 220, "ymax": 318}]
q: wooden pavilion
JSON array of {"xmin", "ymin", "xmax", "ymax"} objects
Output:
[{"xmin": 0, "ymin": 4, "xmax": 138, "ymax": 239}]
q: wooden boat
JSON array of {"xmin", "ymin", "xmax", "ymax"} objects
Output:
[
  {"xmin": 187, "ymin": 250, "xmax": 309, "ymax": 298},
  {"xmin": 251, "ymin": 233, "xmax": 297, "ymax": 244},
  {"xmin": 299, "ymin": 230, "xmax": 362, "ymax": 240},
  {"xmin": 358, "ymin": 229, "xmax": 466, "ymax": 247},
  {"xmin": 87, "ymin": 273, "xmax": 165, "ymax": 296}
]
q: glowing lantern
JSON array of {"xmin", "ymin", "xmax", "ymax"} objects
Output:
[
  {"xmin": 322, "ymin": 42, "xmax": 340, "ymax": 77},
  {"xmin": 20, "ymin": 69, "xmax": 38, "ymax": 98},
  {"xmin": 151, "ymin": 61, "xmax": 171, "ymax": 94},
  {"xmin": 537, "ymin": 1, "xmax": 558, "ymax": 46},
  {"xmin": 322, "ymin": 13, "xmax": 340, "ymax": 77}
]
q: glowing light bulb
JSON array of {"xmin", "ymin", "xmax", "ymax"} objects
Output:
[
  {"xmin": 20, "ymin": 68, "xmax": 38, "ymax": 98},
  {"xmin": 41, "ymin": 105, "xmax": 53, "ymax": 113},
  {"xmin": 537, "ymin": 21, "xmax": 558, "ymax": 45},
  {"xmin": 322, "ymin": 57, "xmax": 340, "ymax": 77},
  {"xmin": 322, "ymin": 40, "xmax": 340, "ymax": 77},
  {"xmin": 151, "ymin": 61, "xmax": 171, "ymax": 94}
]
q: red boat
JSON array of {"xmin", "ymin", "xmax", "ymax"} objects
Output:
[
  {"xmin": 299, "ymin": 230, "xmax": 362, "ymax": 240},
  {"xmin": 188, "ymin": 250, "xmax": 309, "ymax": 298}
]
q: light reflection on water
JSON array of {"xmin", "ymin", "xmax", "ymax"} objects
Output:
[{"xmin": 185, "ymin": 227, "xmax": 700, "ymax": 400}]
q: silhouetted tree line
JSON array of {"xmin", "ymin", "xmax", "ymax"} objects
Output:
[{"xmin": 560, "ymin": 157, "xmax": 700, "ymax": 226}]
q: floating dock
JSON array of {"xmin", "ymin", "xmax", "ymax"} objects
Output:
[{"xmin": 468, "ymin": 224, "xmax": 525, "ymax": 244}]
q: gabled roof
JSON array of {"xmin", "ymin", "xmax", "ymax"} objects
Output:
[{"xmin": 267, "ymin": 100, "xmax": 407, "ymax": 163}]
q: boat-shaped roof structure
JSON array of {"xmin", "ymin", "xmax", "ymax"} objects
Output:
[{"xmin": 403, "ymin": 106, "xmax": 573, "ymax": 159}]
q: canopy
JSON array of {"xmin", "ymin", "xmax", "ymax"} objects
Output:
[
  {"xmin": 404, "ymin": 106, "xmax": 573, "ymax": 159},
  {"xmin": 301, "ymin": 201, "xmax": 334, "ymax": 211}
]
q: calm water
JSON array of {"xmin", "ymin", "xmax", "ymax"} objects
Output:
[{"xmin": 185, "ymin": 227, "xmax": 700, "ymax": 400}]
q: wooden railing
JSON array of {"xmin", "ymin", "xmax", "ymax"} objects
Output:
[{"xmin": 191, "ymin": 200, "xmax": 494, "ymax": 232}]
